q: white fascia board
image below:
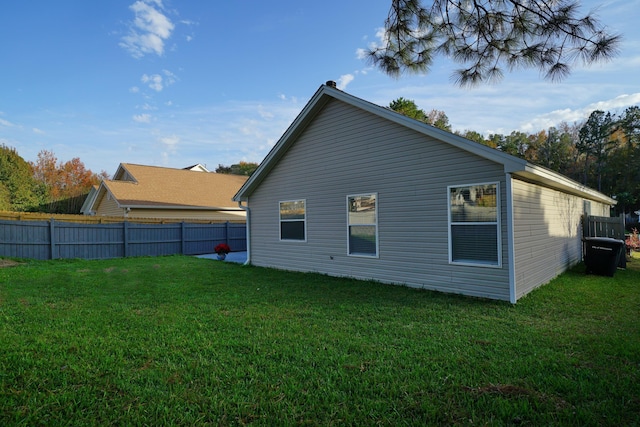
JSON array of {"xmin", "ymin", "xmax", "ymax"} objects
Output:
[
  {"xmin": 513, "ymin": 164, "xmax": 616, "ymax": 205},
  {"xmin": 123, "ymin": 205, "xmax": 245, "ymax": 211}
]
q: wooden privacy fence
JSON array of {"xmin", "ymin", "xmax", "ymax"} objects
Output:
[
  {"xmin": 0, "ymin": 219, "xmax": 246, "ymax": 261},
  {"xmin": 583, "ymin": 214, "xmax": 625, "ymax": 239}
]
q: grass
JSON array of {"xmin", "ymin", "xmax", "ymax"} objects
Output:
[{"xmin": 0, "ymin": 255, "xmax": 638, "ymax": 426}]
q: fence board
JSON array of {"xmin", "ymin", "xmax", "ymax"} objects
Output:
[
  {"xmin": 583, "ymin": 214, "xmax": 625, "ymax": 239},
  {"xmin": 0, "ymin": 219, "xmax": 246, "ymax": 261}
]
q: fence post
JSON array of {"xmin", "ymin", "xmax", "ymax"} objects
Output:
[
  {"xmin": 49, "ymin": 218, "xmax": 56, "ymax": 260},
  {"xmin": 225, "ymin": 221, "xmax": 230, "ymax": 247},
  {"xmin": 123, "ymin": 221, "xmax": 129, "ymax": 258}
]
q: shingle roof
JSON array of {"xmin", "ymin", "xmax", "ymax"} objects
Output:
[{"xmin": 103, "ymin": 163, "xmax": 248, "ymax": 209}]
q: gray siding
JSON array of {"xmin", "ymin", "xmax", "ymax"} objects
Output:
[
  {"xmin": 511, "ymin": 178, "xmax": 608, "ymax": 299},
  {"xmin": 249, "ymin": 99, "xmax": 511, "ymax": 300}
]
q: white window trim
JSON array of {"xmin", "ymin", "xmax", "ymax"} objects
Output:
[
  {"xmin": 346, "ymin": 193, "xmax": 379, "ymax": 258},
  {"xmin": 279, "ymin": 199, "xmax": 307, "ymax": 242},
  {"xmin": 447, "ymin": 182, "xmax": 502, "ymax": 268}
]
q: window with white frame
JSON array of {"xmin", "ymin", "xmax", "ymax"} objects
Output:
[
  {"xmin": 279, "ymin": 200, "xmax": 306, "ymax": 241},
  {"xmin": 347, "ymin": 193, "xmax": 378, "ymax": 256},
  {"xmin": 448, "ymin": 183, "xmax": 500, "ymax": 266}
]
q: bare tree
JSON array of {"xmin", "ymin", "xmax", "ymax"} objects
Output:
[{"xmin": 366, "ymin": 0, "xmax": 620, "ymax": 86}]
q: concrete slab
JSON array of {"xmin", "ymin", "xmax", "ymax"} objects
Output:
[{"xmin": 196, "ymin": 251, "xmax": 247, "ymax": 264}]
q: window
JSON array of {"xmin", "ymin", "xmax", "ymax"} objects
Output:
[
  {"xmin": 280, "ymin": 200, "xmax": 306, "ymax": 241},
  {"xmin": 448, "ymin": 183, "xmax": 500, "ymax": 266},
  {"xmin": 347, "ymin": 194, "xmax": 378, "ymax": 257}
]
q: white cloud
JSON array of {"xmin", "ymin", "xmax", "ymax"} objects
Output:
[
  {"xmin": 162, "ymin": 69, "xmax": 177, "ymax": 85},
  {"xmin": 142, "ymin": 73, "xmax": 163, "ymax": 91},
  {"xmin": 337, "ymin": 74, "xmax": 354, "ymax": 90},
  {"xmin": 140, "ymin": 70, "xmax": 177, "ymax": 92},
  {"xmin": 133, "ymin": 113, "xmax": 152, "ymax": 123},
  {"xmin": 159, "ymin": 134, "xmax": 180, "ymax": 147},
  {"xmin": 0, "ymin": 118, "xmax": 14, "ymax": 127},
  {"xmin": 521, "ymin": 92, "xmax": 640, "ymax": 132},
  {"xmin": 257, "ymin": 105, "xmax": 274, "ymax": 120},
  {"xmin": 32, "ymin": 128, "xmax": 45, "ymax": 134},
  {"xmin": 355, "ymin": 47, "xmax": 367, "ymax": 60},
  {"xmin": 120, "ymin": 0, "xmax": 174, "ymax": 58},
  {"xmin": 129, "ymin": 86, "xmax": 140, "ymax": 93}
]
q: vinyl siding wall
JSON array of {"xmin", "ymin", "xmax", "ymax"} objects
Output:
[
  {"xmin": 249, "ymin": 99, "xmax": 511, "ymax": 300},
  {"xmin": 94, "ymin": 193, "xmax": 124, "ymax": 217},
  {"xmin": 511, "ymin": 178, "xmax": 609, "ymax": 299}
]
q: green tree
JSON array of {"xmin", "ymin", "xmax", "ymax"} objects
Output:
[
  {"xmin": 0, "ymin": 145, "xmax": 43, "ymax": 211},
  {"xmin": 389, "ymin": 97, "xmax": 427, "ymax": 121},
  {"xmin": 215, "ymin": 161, "xmax": 259, "ymax": 176},
  {"xmin": 426, "ymin": 109, "xmax": 451, "ymax": 132},
  {"xmin": 556, "ymin": 121, "xmax": 583, "ymax": 181},
  {"xmin": 537, "ymin": 127, "xmax": 572, "ymax": 171},
  {"xmin": 0, "ymin": 182, "xmax": 11, "ymax": 211},
  {"xmin": 605, "ymin": 107, "xmax": 640, "ymax": 213},
  {"xmin": 500, "ymin": 131, "xmax": 530, "ymax": 157},
  {"xmin": 487, "ymin": 133, "xmax": 505, "ymax": 150},
  {"xmin": 578, "ymin": 110, "xmax": 615, "ymax": 191},
  {"xmin": 388, "ymin": 97, "xmax": 452, "ymax": 131},
  {"xmin": 458, "ymin": 130, "xmax": 487, "ymax": 145},
  {"xmin": 523, "ymin": 130, "xmax": 547, "ymax": 164},
  {"xmin": 366, "ymin": 0, "xmax": 620, "ymax": 86}
]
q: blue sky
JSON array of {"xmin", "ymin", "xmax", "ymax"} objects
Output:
[{"xmin": 1, "ymin": 0, "xmax": 639, "ymax": 175}]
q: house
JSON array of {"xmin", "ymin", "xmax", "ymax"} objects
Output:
[
  {"xmin": 183, "ymin": 163, "xmax": 210, "ymax": 172},
  {"xmin": 233, "ymin": 82, "xmax": 616, "ymax": 303},
  {"xmin": 79, "ymin": 185, "xmax": 99, "ymax": 215},
  {"xmin": 85, "ymin": 163, "xmax": 248, "ymax": 222}
]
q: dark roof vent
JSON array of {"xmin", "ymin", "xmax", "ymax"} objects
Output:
[{"xmin": 326, "ymin": 80, "xmax": 337, "ymax": 88}]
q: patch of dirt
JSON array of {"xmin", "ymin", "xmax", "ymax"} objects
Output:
[{"xmin": 0, "ymin": 259, "xmax": 22, "ymax": 268}]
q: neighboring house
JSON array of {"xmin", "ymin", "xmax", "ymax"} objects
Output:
[
  {"xmin": 85, "ymin": 163, "xmax": 248, "ymax": 221},
  {"xmin": 79, "ymin": 185, "xmax": 99, "ymax": 215},
  {"xmin": 183, "ymin": 163, "xmax": 210, "ymax": 172},
  {"xmin": 233, "ymin": 82, "xmax": 616, "ymax": 303}
]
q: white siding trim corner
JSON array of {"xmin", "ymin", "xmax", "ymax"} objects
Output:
[{"xmin": 506, "ymin": 173, "xmax": 516, "ymax": 304}]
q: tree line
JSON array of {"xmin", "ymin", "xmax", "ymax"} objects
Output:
[
  {"xmin": 389, "ymin": 98, "xmax": 640, "ymax": 216},
  {"xmin": 0, "ymin": 146, "xmax": 108, "ymax": 214}
]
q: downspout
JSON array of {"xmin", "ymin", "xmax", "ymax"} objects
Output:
[
  {"xmin": 506, "ymin": 173, "xmax": 517, "ymax": 304},
  {"xmin": 238, "ymin": 200, "xmax": 251, "ymax": 265}
]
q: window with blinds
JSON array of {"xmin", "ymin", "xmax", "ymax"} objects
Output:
[
  {"xmin": 448, "ymin": 183, "xmax": 500, "ymax": 266},
  {"xmin": 279, "ymin": 200, "xmax": 306, "ymax": 241}
]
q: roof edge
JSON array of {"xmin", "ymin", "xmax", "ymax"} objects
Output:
[
  {"xmin": 234, "ymin": 82, "xmax": 614, "ymax": 207},
  {"xmin": 513, "ymin": 164, "xmax": 616, "ymax": 205}
]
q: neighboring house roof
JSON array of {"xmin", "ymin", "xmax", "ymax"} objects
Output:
[
  {"xmin": 80, "ymin": 185, "xmax": 99, "ymax": 215},
  {"xmin": 183, "ymin": 163, "xmax": 210, "ymax": 172},
  {"xmin": 94, "ymin": 163, "xmax": 248, "ymax": 211},
  {"xmin": 235, "ymin": 82, "xmax": 615, "ymax": 206}
]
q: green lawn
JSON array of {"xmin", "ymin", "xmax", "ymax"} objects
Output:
[{"xmin": 0, "ymin": 255, "xmax": 638, "ymax": 426}]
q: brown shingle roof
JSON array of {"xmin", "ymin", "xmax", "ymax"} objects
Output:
[{"xmin": 103, "ymin": 163, "xmax": 248, "ymax": 209}]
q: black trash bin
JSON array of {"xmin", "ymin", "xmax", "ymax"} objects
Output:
[{"xmin": 583, "ymin": 237, "xmax": 625, "ymax": 277}]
